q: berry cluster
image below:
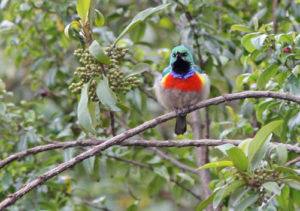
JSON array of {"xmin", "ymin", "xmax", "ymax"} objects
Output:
[
  {"xmin": 104, "ymin": 45, "xmax": 140, "ymax": 93},
  {"xmin": 69, "ymin": 45, "xmax": 141, "ymax": 102},
  {"xmin": 250, "ymin": 168, "xmax": 281, "ymax": 206}
]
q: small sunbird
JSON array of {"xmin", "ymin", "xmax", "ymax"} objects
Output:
[{"xmin": 155, "ymin": 46, "xmax": 210, "ymax": 135}]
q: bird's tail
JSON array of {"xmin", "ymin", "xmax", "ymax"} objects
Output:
[{"xmin": 175, "ymin": 114, "xmax": 187, "ymax": 135}]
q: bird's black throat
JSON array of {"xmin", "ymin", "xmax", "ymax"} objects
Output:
[{"xmin": 172, "ymin": 57, "xmax": 191, "ymax": 75}]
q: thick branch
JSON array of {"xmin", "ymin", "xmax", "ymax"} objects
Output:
[{"xmin": 1, "ymin": 91, "xmax": 300, "ymax": 209}]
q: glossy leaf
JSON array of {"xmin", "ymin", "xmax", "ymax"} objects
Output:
[
  {"xmin": 227, "ymin": 147, "xmax": 248, "ymax": 171},
  {"xmin": 95, "ymin": 9, "xmax": 105, "ymax": 27},
  {"xmin": 248, "ymin": 120, "xmax": 283, "ymax": 165},
  {"xmin": 96, "ymin": 77, "xmax": 121, "ymax": 112},
  {"xmin": 234, "ymin": 194, "xmax": 259, "ymax": 210},
  {"xmin": 213, "ymin": 180, "xmax": 247, "ymax": 209},
  {"xmin": 198, "ymin": 160, "xmax": 233, "ymax": 170},
  {"xmin": 257, "ymin": 64, "xmax": 278, "ymax": 89},
  {"xmin": 263, "ymin": 182, "xmax": 281, "ymax": 195},
  {"xmin": 154, "ymin": 166, "xmax": 170, "ymax": 181},
  {"xmin": 89, "ymin": 40, "xmax": 111, "ymax": 64},
  {"xmin": 125, "ymin": 63, "xmax": 150, "ymax": 78},
  {"xmin": 113, "ymin": 3, "xmax": 171, "ymax": 45},
  {"xmin": 251, "ymin": 34, "xmax": 268, "ymax": 50},
  {"xmin": 241, "ymin": 33, "xmax": 260, "ymax": 52},
  {"xmin": 231, "ymin": 24, "xmax": 253, "ymax": 33},
  {"xmin": 196, "ymin": 191, "xmax": 218, "ymax": 211},
  {"xmin": 82, "ymin": 156, "xmax": 95, "ymax": 175},
  {"xmin": 76, "ymin": 0, "xmax": 91, "ymax": 23},
  {"xmin": 276, "ymin": 144, "xmax": 288, "ymax": 165},
  {"xmin": 77, "ymin": 82, "xmax": 95, "ymax": 133}
]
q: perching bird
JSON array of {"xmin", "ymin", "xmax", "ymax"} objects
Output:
[{"xmin": 155, "ymin": 46, "xmax": 210, "ymax": 135}]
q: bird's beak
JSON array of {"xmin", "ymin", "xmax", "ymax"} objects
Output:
[{"xmin": 175, "ymin": 53, "xmax": 181, "ymax": 59}]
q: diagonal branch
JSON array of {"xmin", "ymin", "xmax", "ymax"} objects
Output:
[{"xmin": 1, "ymin": 91, "xmax": 300, "ymax": 209}]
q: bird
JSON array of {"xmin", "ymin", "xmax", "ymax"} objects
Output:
[{"xmin": 155, "ymin": 46, "xmax": 210, "ymax": 135}]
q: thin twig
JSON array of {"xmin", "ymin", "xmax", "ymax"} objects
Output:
[
  {"xmin": 107, "ymin": 154, "xmax": 201, "ymax": 201},
  {"xmin": 1, "ymin": 91, "xmax": 300, "ymax": 209},
  {"xmin": 285, "ymin": 156, "xmax": 300, "ymax": 167},
  {"xmin": 170, "ymin": 178, "xmax": 202, "ymax": 200},
  {"xmin": 115, "ymin": 115, "xmax": 196, "ymax": 173}
]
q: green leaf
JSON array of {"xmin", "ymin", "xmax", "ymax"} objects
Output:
[
  {"xmin": 284, "ymin": 179, "xmax": 300, "ymax": 190},
  {"xmin": 213, "ymin": 180, "xmax": 247, "ymax": 209},
  {"xmin": 82, "ymin": 156, "xmax": 95, "ymax": 175},
  {"xmin": 126, "ymin": 201, "xmax": 139, "ymax": 211},
  {"xmin": 227, "ymin": 147, "xmax": 248, "ymax": 171},
  {"xmin": 176, "ymin": 172, "xmax": 194, "ymax": 185},
  {"xmin": 275, "ymin": 34, "xmax": 293, "ymax": 43},
  {"xmin": 291, "ymin": 3, "xmax": 300, "ymax": 22},
  {"xmin": 276, "ymin": 144, "xmax": 288, "ymax": 165},
  {"xmin": 274, "ymin": 166, "xmax": 299, "ymax": 175},
  {"xmin": 113, "ymin": 3, "xmax": 171, "ymax": 45},
  {"xmin": 77, "ymin": 82, "xmax": 95, "ymax": 133},
  {"xmin": 76, "ymin": 0, "xmax": 91, "ymax": 23},
  {"xmin": 197, "ymin": 161, "xmax": 233, "ymax": 170},
  {"xmin": 95, "ymin": 9, "xmax": 105, "ymax": 27},
  {"xmin": 228, "ymin": 187, "xmax": 249, "ymax": 208},
  {"xmin": 241, "ymin": 33, "xmax": 260, "ymax": 53},
  {"xmin": 125, "ymin": 63, "xmax": 150, "ymax": 78},
  {"xmin": 234, "ymin": 194, "xmax": 259, "ymax": 211},
  {"xmin": 276, "ymin": 185, "xmax": 290, "ymax": 210},
  {"xmin": 130, "ymin": 22, "xmax": 146, "ymax": 42},
  {"xmin": 251, "ymin": 34, "xmax": 268, "ymax": 50},
  {"xmin": 263, "ymin": 182, "xmax": 281, "ymax": 195},
  {"xmin": 148, "ymin": 176, "xmax": 164, "ymax": 196},
  {"xmin": 96, "ymin": 77, "xmax": 121, "ymax": 112},
  {"xmin": 89, "ymin": 40, "xmax": 111, "ymax": 64},
  {"xmin": 196, "ymin": 191, "xmax": 218, "ymax": 211},
  {"xmin": 257, "ymin": 64, "xmax": 278, "ymax": 89},
  {"xmin": 216, "ymin": 144, "xmax": 235, "ymax": 155},
  {"xmin": 154, "ymin": 166, "xmax": 170, "ymax": 181},
  {"xmin": 250, "ymin": 135, "xmax": 271, "ymax": 169},
  {"xmin": 231, "ymin": 24, "xmax": 253, "ymax": 33},
  {"xmin": 38, "ymin": 201, "xmax": 59, "ymax": 211},
  {"xmin": 284, "ymin": 74, "xmax": 300, "ymax": 97},
  {"xmin": 248, "ymin": 120, "xmax": 283, "ymax": 165},
  {"xmin": 213, "ymin": 188, "xmax": 225, "ymax": 209}
]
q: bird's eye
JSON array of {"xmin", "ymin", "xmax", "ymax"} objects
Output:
[
  {"xmin": 172, "ymin": 53, "xmax": 176, "ymax": 57},
  {"xmin": 182, "ymin": 52, "xmax": 187, "ymax": 57}
]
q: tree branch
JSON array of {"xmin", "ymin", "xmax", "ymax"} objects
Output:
[
  {"xmin": 285, "ymin": 156, "xmax": 300, "ymax": 167},
  {"xmin": 1, "ymin": 91, "xmax": 300, "ymax": 209},
  {"xmin": 115, "ymin": 115, "xmax": 197, "ymax": 173},
  {"xmin": 2, "ymin": 138, "xmax": 300, "ymax": 171}
]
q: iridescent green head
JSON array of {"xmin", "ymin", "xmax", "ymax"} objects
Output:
[{"xmin": 169, "ymin": 46, "xmax": 194, "ymax": 66}]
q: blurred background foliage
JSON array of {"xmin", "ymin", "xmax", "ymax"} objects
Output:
[{"xmin": 0, "ymin": 0, "xmax": 300, "ymax": 210}]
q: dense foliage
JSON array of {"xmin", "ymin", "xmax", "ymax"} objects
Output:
[{"xmin": 0, "ymin": 0, "xmax": 300, "ymax": 210}]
